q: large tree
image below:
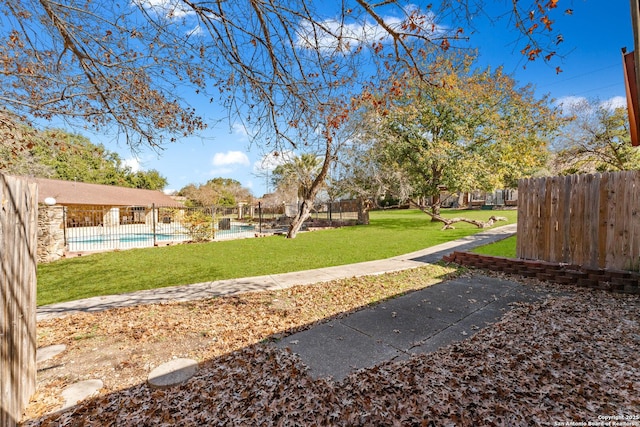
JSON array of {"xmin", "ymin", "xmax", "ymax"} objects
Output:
[
  {"xmin": 553, "ymin": 99, "xmax": 640, "ymax": 174},
  {"xmin": 0, "ymin": 122, "xmax": 168, "ymax": 189},
  {"xmin": 271, "ymin": 153, "xmax": 331, "ymax": 237},
  {"xmin": 331, "ymin": 112, "xmax": 410, "ymax": 224},
  {"xmin": 180, "ymin": 177, "xmax": 252, "ymax": 207},
  {"xmin": 1, "ymin": 0, "xmax": 572, "ymax": 236},
  {"xmin": 356, "ymin": 52, "xmax": 560, "ymax": 227}
]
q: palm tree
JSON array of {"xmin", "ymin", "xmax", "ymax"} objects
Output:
[
  {"xmin": 272, "ymin": 153, "xmax": 323, "ymax": 202},
  {"xmin": 271, "ymin": 153, "xmax": 326, "ymax": 238}
]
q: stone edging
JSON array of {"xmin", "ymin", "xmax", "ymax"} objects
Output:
[{"xmin": 442, "ymin": 251, "xmax": 640, "ymax": 295}]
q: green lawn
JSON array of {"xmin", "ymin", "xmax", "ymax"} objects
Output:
[
  {"xmin": 37, "ymin": 208, "xmax": 517, "ymax": 306},
  {"xmin": 471, "ymin": 235, "xmax": 517, "ymax": 258}
]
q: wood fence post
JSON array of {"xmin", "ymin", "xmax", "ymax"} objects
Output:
[{"xmin": 1, "ymin": 174, "xmax": 38, "ymax": 427}]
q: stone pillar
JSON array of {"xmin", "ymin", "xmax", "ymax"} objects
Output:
[{"xmin": 37, "ymin": 206, "xmax": 66, "ymax": 263}]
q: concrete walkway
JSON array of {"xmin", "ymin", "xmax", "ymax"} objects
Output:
[
  {"xmin": 273, "ymin": 274, "xmax": 548, "ymax": 381},
  {"xmin": 37, "ymin": 224, "xmax": 516, "ymax": 321}
]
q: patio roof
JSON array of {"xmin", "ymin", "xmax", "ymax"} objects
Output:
[{"xmin": 22, "ymin": 177, "xmax": 183, "ymax": 207}]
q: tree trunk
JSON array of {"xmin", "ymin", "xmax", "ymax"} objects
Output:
[
  {"xmin": 430, "ymin": 193, "xmax": 441, "ymax": 220},
  {"xmin": 410, "ymin": 198, "xmax": 507, "ymax": 229},
  {"xmin": 285, "ymin": 139, "xmax": 334, "ymax": 238},
  {"xmin": 438, "ymin": 215, "xmax": 507, "ymax": 229},
  {"xmin": 287, "ymin": 198, "xmax": 314, "ymax": 238},
  {"xmin": 357, "ymin": 197, "xmax": 370, "ymax": 225}
]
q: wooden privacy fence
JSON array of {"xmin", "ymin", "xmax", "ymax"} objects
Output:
[
  {"xmin": 517, "ymin": 171, "xmax": 640, "ymax": 271},
  {"xmin": 1, "ymin": 174, "xmax": 38, "ymax": 426}
]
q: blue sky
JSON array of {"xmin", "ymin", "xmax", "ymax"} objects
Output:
[{"xmin": 107, "ymin": 0, "xmax": 633, "ymax": 197}]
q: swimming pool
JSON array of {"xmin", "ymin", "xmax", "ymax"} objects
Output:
[
  {"xmin": 66, "ymin": 224, "xmax": 257, "ymax": 252},
  {"xmin": 66, "ymin": 232, "xmax": 189, "ymax": 252},
  {"xmin": 215, "ymin": 224, "xmax": 257, "ymax": 239},
  {"xmin": 68, "ymin": 232, "xmax": 183, "ymax": 244}
]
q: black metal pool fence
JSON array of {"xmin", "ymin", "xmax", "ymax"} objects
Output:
[{"xmin": 63, "ymin": 200, "xmax": 358, "ymax": 252}]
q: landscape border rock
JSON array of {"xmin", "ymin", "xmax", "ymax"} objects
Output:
[
  {"xmin": 147, "ymin": 358, "xmax": 198, "ymax": 389},
  {"xmin": 60, "ymin": 379, "xmax": 103, "ymax": 409},
  {"xmin": 36, "ymin": 344, "xmax": 66, "ymax": 364}
]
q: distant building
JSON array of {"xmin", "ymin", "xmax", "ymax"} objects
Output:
[{"xmin": 24, "ymin": 177, "xmax": 183, "ymax": 227}]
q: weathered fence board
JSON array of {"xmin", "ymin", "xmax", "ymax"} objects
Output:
[
  {"xmin": 1, "ymin": 174, "xmax": 38, "ymax": 426},
  {"xmin": 632, "ymin": 172, "xmax": 640, "ymax": 268},
  {"xmin": 517, "ymin": 171, "xmax": 640, "ymax": 271}
]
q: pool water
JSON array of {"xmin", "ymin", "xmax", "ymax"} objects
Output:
[
  {"xmin": 66, "ymin": 224, "xmax": 257, "ymax": 252},
  {"xmin": 69, "ymin": 233, "xmax": 181, "ymax": 244}
]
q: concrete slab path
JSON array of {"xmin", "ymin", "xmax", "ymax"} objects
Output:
[{"xmin": 273, "ymin": 274, "xmax": 548, "ymax": 381}]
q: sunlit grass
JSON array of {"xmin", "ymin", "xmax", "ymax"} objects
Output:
[
  {"xmin": 471, "ymin": 235, "xmax": 517, "ymax": 258},
  {"xmin": 37, "ymin": 208, "xmax": 517, "ymax": 305}
]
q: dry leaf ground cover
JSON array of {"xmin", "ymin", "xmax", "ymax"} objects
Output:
[{"xmin": 23, "ymin": 266, "xmax": 640, "ymax": 426}]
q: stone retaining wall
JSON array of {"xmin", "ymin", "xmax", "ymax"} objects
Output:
[{"xmin": 443, "ymin": 251, "xmax": 640, "ymax": 295}]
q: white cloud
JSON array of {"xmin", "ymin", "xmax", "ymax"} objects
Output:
[
  {"xmin": 123, "ymin": 157, "xmax": 142, "ymax": 172},
  {"xmin": 555, "ymin": 96, "xmax": 587, "ymax": 110},
  {"xmin": 231, "ymin": 123, "xmax": 251, "ymax": 141},
  {"xmin": 556, "ymin": 95, "xmax": 628, "ymax": 114},
  {"xmin": 186, "ymin": 26, "xmax": 203, "ymax": 37},
  {"xmin": 295, "ymin": 8, "xmax": 442, "ymax": 53},
  {"xmin": 135, "ymin": 0, "xmax": 193, "ymax": 18},
  {"xmin": 253, "ymin": 150, "xmax": 295, "ymax": 173},
  {"xmin": 601, "ymin": 96, "xmax": 627, "ymax": 110},
  {"xmin": 212, "ymin": 151, "xmax": 250, "ymax": 167}
]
